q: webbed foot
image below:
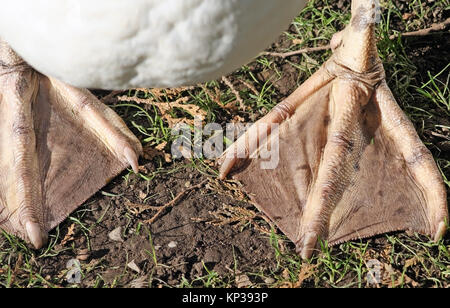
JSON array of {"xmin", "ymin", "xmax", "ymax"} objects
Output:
[
  {"xmin": 0, "ymin": 40, "xmax": 142, "ymax": 248},
  {"xmin": 218, "ymin": 0, "xmax": 448, "ymax": 259}
]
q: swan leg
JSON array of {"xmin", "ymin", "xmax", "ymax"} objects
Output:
[{"xmin": 0, "ymin": 41, "xmax": 142, "ymax": 248}]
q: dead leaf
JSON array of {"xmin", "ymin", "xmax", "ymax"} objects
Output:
[
  {"xmin": 129, "ymin": 276, "xmax": 148, "ymax": 288},
  {"xmin": 149, "ymin": 86, "xmax": 195, "ymax": 101},
  {"xmin": 264, "ymin": 277, "xmax": 275, "ymax": 284},
  {"xmin": 205, "ymin": 178, "xmax": 246, "ymax": 200},
  {"xmin": 124, "ymin": 199, "xmax": 159, "ymax": 215},
  {"xmin": 108, "ymin": 227, "xmax": 124, "ymax": 242},
  {"xmin": 76, "ymin": 248, "xmax": 90, "ymax": 261},
  {"xmin": 155, "ymin": 141, "xmax": 167, "ymax": 151},
  {"xmin": 200, "ymin": 84, "xmax": 223, "ymax": 106},
  {"xmin": 280, "ymin": 263, "xmax": 316, "ymax": 288},
  {"xmin": 138, "ymin": 190, "xmax": 147, "ymax": 200},
  {"xmin": 138, "ymin": 165, "xmax": 148, "ymax": 173},
  {"xmin": 61, "ymin": 223, "xmax": 76, "ymax": 246},
  {"xmin": 117, "ymin": 92, "xmax": 207, "ymax": 128},
  {"xmin": 207, "ymin": 203, "xmax": 257, "ymax": 227},
  {"xmin": 404, "ymin": 256, "xmax": 422, "ymax": 269},
  {"xmin": 127, "ymin": 260, "xmax": 141, "ymax": 273},
  {"xmin": 143, "ymin": 144, "xmax": 172, "ymax": 162},
  {"xmin": 236, "ymin": 274, "xmax": 252, "ymax": 288},
  {"xmin": 14, "ymin": 253, "xmax": 23, "ymax": 274},
  {"xmin": 282, "ymin": 268, "xmax": 290, "ymax": 280},
  {"xmin": 239, "ymin": 79, "xmax": 260, "ymax": 96},
  {"xmin": 232, "ymin": 115, "xmax": 245, "ymax": 123},
  {"xmin": 164, "ymin": 153, "xmax": 172, "ymax": 163},
  {"xmin": 293, "ymin": 263, "xmax": 317, "ymax": 287},
  {"xmin": 402, "ymin": 12, "xmax": 413, "ymax": 20},
  {"xmin": 222, "ymin": 76, "xmax": 246, "ymax": 111}
]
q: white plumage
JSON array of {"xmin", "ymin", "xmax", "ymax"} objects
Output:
[{"xmin": 0, "ymin": 0, "xmax": 306, "ymax": 89}]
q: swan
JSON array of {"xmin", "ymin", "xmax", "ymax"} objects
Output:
[{"xmin": 0, "ymin": 0, "xmax": 446, "ymax": 258}]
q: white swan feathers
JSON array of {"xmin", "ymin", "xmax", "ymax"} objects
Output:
[{"xmin": 0, "ymin": 0, "xmax": 306, "ymax": 89}]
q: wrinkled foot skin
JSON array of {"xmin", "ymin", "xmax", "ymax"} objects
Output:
[
  {"xmin": 218, "ymin": 0, "xmax": 448, "ymax": 259},
  {"xmin": 0, "ymin": 40, "xmax": 142, "ymax": 249}
]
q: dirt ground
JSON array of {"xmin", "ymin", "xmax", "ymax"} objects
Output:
[
  {"xmin": 1, "ymin": 0, "xmax": 449, "ymax": 288},
  {"xmin": 46, "ymin": 163, "xmax": 280, "ymax": 287}
]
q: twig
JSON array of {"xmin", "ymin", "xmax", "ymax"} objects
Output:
[
  {"xmin": 261, "ymin": 18, "xmax": 450, "ymax": 59},
  {"xmin": 200, "ymin": 84, "xmax": 222, "ymax": 106},
  {"xmin": 221, "ymin": 76, "xmax": 244, "ymax": 109},
  {"xmin": 239, "ymin": 79, "xmax": 260, "ymax": 96},
  {"xmin": 260, "ymin": 45, "xmax": 331, "ymax": 59},
  {"xmin": 431, "ymin": 131, "xmax": 450, "ymax": 140},
  {"xmin": 144, "ymin": 179, "xmax": 208, "ymax": 224},
  {"xmin": 389, "ymin": 17, "xmax": 450, "ymax": 39},
  {"xmin": 100, "ymin": 90, "xmax": 125, "ymax": 104}
]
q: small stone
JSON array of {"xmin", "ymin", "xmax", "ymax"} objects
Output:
[
  {"xmin": 138, "ymin": 190, "xmax": 147, "ymax": 200},
  {"xmin": 236, "ymin": 274, "xmax": 252, "ymax": 288},
  {"xmin": 66, "ymin": 259, "xmax": 82, "ymax": 284},
  {"xmin": 127, "ymin": 260, "xmax": 141, "ymax": 273},
  {"xmin": 108, "ymin": 227, "xmax": 124, "ymax": 242},
  {"xmin": 264, "ymin": 277, "xmax": 275, "ymax": 284},
  {"xmin": 76, "ymin": 248, "xmax": 90, "ymax": 261},
  {"xmin": 184, "ymin": 181, "xmax": 191, "ymax": 188},
  {"xmin": 168, "ymin": 241, "xmax": 177, "ymax": 248}
]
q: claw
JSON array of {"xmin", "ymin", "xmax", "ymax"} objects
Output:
[
  {"xmin": 25, "ymin": 221, "xmax": 47, "ymax": 249},
  {"xmin": 434, "ymin": 221, "xmax": 447, "ymax": 242},
  {"xmin": 218, "ymin": 160, "xmax": 232, "ymax": 180},
  {"xmin": 297, "ymin": 232, "xmax": 318, "ymax": 260},
  {"xmin": 124, "ymin": 146, "xmax": 139, "ymax": 174}
]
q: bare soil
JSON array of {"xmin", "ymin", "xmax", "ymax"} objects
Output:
[{"xmin": 2, "ymin": 0, "xmax": 449, "ymax": 288}]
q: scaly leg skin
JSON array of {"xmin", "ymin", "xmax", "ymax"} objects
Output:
[
  {"xmin": 218, "ymin": 0, "xmax": 448, "ymax": 259},
  {"xmin": 0, "ymin": 40, "xmax": 142, "ymax": 248}
]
